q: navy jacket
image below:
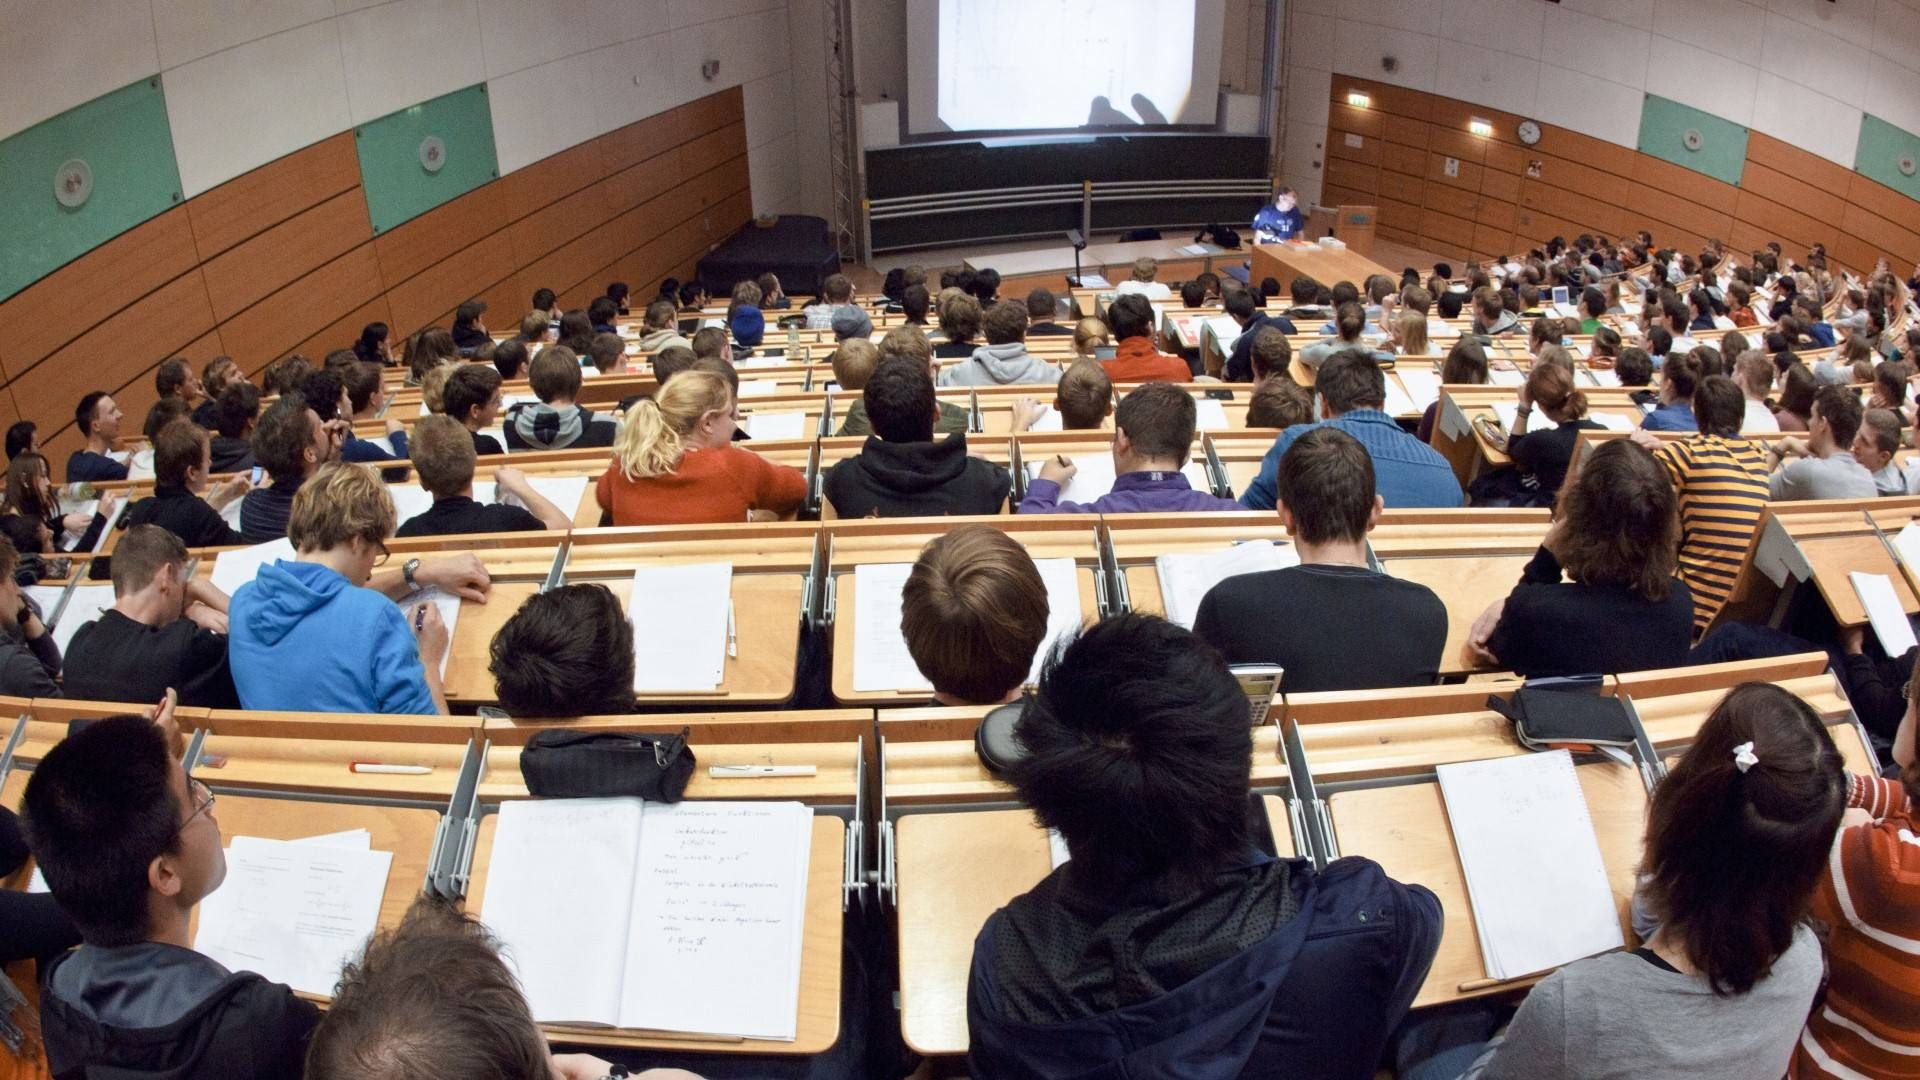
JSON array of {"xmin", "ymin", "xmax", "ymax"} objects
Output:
[
  {"xmin": 968, "ymin": 855, "xmax": 1441, "ymax": 1079},
  {"xmin": 1224, "ymin": 312, "xmax": 1297, "ymax": 382}
]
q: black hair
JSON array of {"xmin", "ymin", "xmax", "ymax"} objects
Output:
[
  {"xmin": 75, "ymin": 391, "xmax": 110, "ymax": 437},
  {"xmin": 443, "ymin": 365, "xmax": 502, "ymax": 426},
  {"xmin": 588, "ymin": 296, "xmax": 618, "ymax": 325},
  {"xmin": 489, "ymin": 585, "xmax": 636, "ymax": 717},
  {"xmin": 216, "ymin": 382, "xmax": 263, "ymax": 440},
  {"xmin": 530, "ymin": 288, "xmax": 557, "ymax": 311},
  {"xmin": 251, "ymin": 392, "xmax": 316, "ymax": 485},
  {"xmin": 1106, "ymin": 293, "xmax": 1156, "ymax": 341},
  {"xmin": 5, "ymin": 421, "xmax": 35, "ymax": 460},
  {"xmin": 1224, "ymin": 290, "xmax": 1258, "ymax": 322},
  {"xmin": 865, "ymin": 355, "xmax": 937, "ymax": 444},
  {"xmin": 301, "ymin": 369, "xmax": 346, "ymax": 423},
  {"xmin": 1315, "ymin": 349, "xmax": 1387, "ymax": 413},
  {"xmin": 492, "ymin": 338, "xmax": 530, "ymax": 381}
]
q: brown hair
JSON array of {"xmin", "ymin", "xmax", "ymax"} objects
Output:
[
  {"xmin": 939, "ymin": 294, "xmax": 983, "ymax": 344},
  {"xmin": 982, "ymin": 300, "xmax": 1029, "ymax": 345},
  {"xmin": 832, "ymin": 338, "xmax": 880, "ymax": 391},
  {"xmin": 2, "ymin": 452, "xmax": 53, "ymax": 520},
  {"xmin": 1246, "ymin": 378, "xmax": 1314, "ymax": 429},
  {"xmin": 528, "ymin": 346, "xmax": 582, "ymax": 403},
  {"xmin": 879, "ymin": 325, "xmax": 933, "ymax": 367},
  {"xmin": 1396, "ymin": 309, "xmax": 1430, "ymax": 356},
  {"xmin": 1055, "ymin": 360, "xmax": 1113, "ymax": 429},
  {"xmin": 1525, "ymin": 362, "xmax": 1587, "ymax": 420},
  {"xmin": 262, "ymin": 354, "xmax": 316, "ymax": 397},
  {"xmin": 1556, "ymin": 440, "xmax": 1679, "ymax": 599},
  {"xmin": 1114, "ymin": 382, "xmax": 1197, "ymax": 463},
  {"xmin": 410, "ymin": 415, "xmax": 477, "ymax": 499},
  {"xmin": 901, "ymin": 525, "xmax": 1050, "ymax": 704},
  {"xmin": 405, "ymin": 328, "xmax": 457, "ymax": 382},
  {"xmin": 304, "ymin": 897, "xmax": 550, "ymax": 1080},
  {"xmin": 288, "ymin": 462, "xmax": 395, "ymax": 554},
  {"xmin": 152, "ymin": 418, "xmax": 209, "ymax": 488},
  {"xmin": 1277, "ymin": 427, "xmax": 1375, "ymax": 544},
  {"xmin": 1249, "ymin": 327, "xmax": 1292, "ymax": 381},
  {"xmin": 1442, "ymin": 339, "xmax": 1489, "ymax": 385},
  {"xmin": 110, "ymin": 525, "xmax": 187, "ymax": 598},
  {"xmin": 1641, "ymin": 683, "xmax": 1843, "ymax": 995}
]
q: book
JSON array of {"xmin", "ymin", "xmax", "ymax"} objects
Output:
[{"xmin": 480, "ymin": 798, "xmax": 812, "ymax": 1040}]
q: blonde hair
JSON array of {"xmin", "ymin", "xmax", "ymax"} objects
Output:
[
  {"xmin": 420, "ymin": 362, "xmax": 456, "ymax": 414},
  {"xmin": 1396, "ymin": 309, "xmax": 1430, "ymax": 356},
  {"xmin": 288, "ymin": 462, "xmax": 395, "ymax": 554},
  {"xmin": 613, "ymin": 370, "xmax": 732, "ymax": 480},
  {"xmin": 1072, "ymin": 318, "xmax": 1110, "ymax": 358}
]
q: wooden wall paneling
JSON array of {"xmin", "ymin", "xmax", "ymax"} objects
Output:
[
  {"xmin": 372, "ymin": 181, "xmax": 518, "ymax": 287},
  {"xmin": 496, "ymin": 141, "xmax": 606, "ymax": 225},
  {"xmin": 698, "ymin": 189, "xmax": 754, "ymax": 251},
  {"xmin": 1426, "ymin": 127, "xmax": 1489, "ymax": 168},
  {"xmin": 185, "ymin": 134, "xmax": 363, "ymax": 262},
  {"xmin": 1482, "ymin": 142, "xmax": 1525, "ymax": 177},
  {"xmin": 691, "ymin": 155, "xmax": 752, "ymax": 209},
  {"xmin": 109, "ymin": 328, "xmax": 227, "ymax": 449},
  {"xmin": 1419, "ymin": 209, "xmax": 1475, "ymax": 252},
  {"xmin": 218, "ymin": 243, "xmax": 386, "ymax": 371},
  {"xmin": 1382, "ymin": 141, "xmax": 1427, "ymax": 177},
  {"xmin": 1327, "ymin": 129, "xmax": 1383, "ymax": 168},
  {"xmin": 1379, "ymin": 169, "xmax": 1423, "ymax": 205},
  {"xmin": 509, "ymin": 179, "xmax": 618, "ymax": 270},
  {"xmin": 1846, "ymin": 174, "xmax": 1920, "ymax": 238},
  {"xmin": 1475, "ymin": 196, "xmax": 1517, "ymax": 232},
  {"xmin": 1427, "ymin": 152, "xmax": 1483, "ymax": 193},
  {"xmin": 1738, "ymin": 161, "xmax": 1847, "ymax": 225},
  {"xmin": 385, "ymin": 229, "xmax": 516, "ymax": 336},
  {"xmin": 200, "ymin": 189, "xmax": 375, "ymax": 322},
  {"xmin": 1471, "ymin": 223, "xmax": 1512, "ymax": 258},
  {"xmin": 1424, "ymin": 183, "xmax": 1477, "ymax": 219},
  {"xmin": 670, "ymin": 86, "xmax": 745, "ymax": 143},
  {"xmin": 0, "ymin": 208, "xmax": 203, "ymax": 381},
  {"xmin": 1630, "ymin": 156, "xmax": 1740, "ymax": 217},
  {"xmin": 290, "ymin": 295, "xmax": 394, "ymax": 366},
  {"xmin": 1323, "ymin": 157, "xmax": 1378, "ymax": 194},
  {"xmin": 601, "ymin": 148, "xmax": 684, "ymax": 221},
  {"xmin": 680, "ymin": 122, "xmax": 749, "ymax": 179},
  {"xmin": 1377, "ymin": 196, "xmax": 1423, "ymax": 234},
  {"xmin": 1826, "ymin": 234, "xmax": 1889, "ymax": 279},
  {"xmin": 11, "ymin": 271, "xmax": 218, "ymax": 440},
  {"xmin": 601, "ymin": 109, "xmax": 686, "ymax": 175},
  {"xmin": 1529, "ymin": 152, "xmax": 1630, "ymax": 208},
  {"xmin": 1733, "ymin": 190, "xmax": 1828, "ymax": 253},
  {"xmin": 1839, "ymin": 202, "xmax": 1920, "ymax": 267},
  {"xmin": 515, "ymin": 229, "xmax": 619, "ymax": 307},
  {"xmin": 1382, "ymin": 113, "xmax": 1428, "ymax": 149},
  {"xmin": 1480, "ymin": 169, "xmax": 1521, "ymax": 204},
  {"xmin": 1327, "ymin": 102, "xmax": 1384, "ymax": 139}
]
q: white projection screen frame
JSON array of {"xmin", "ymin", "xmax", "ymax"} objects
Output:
[{"xmin": 904, "ymin": 0, "xmax": 1227, "ymax": 137}]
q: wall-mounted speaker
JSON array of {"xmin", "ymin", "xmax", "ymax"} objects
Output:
[{"xmin": 1682, "ymin": 128, "xmax": 1704, "ymax": 152}]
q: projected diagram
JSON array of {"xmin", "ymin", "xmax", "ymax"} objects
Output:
[{"xmin": 935, "ymin": 0, "xmax": 1197, "ymax": 132}]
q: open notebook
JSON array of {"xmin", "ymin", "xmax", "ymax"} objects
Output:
[
  {"xmin": 1025, "ymin": 456, "xmax": 1212, "ymax": 504},
  {"xmin": 480, "ymin": 799, "xmax": 812, "ymax": 1040}
]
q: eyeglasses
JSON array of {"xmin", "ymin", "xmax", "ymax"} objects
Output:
[{"xmin": 175, "ymin": 774, "xmax": 215, "ymax": 839}]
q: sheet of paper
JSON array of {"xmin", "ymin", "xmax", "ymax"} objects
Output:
[
  {"xmin": 482, "ymin": 798, "xmax": 645, "ymax": 1026},
  {"xmin": 1851, "ymin": 572, "xmax": 1919, "ymax": 657},
  {"xmin": 1204, "ymin": 315, "xmax": 1243, "ymax": 353},
  {"xmin": 1048, "ymin": 829, "xmax": 1071, "ymax": 868},
  {"xmin": 1075, "ymin": 274, "xmax": 1111, "ymax": 288},
  {"xmin": 210, "ymin": 538, "xmax": 296, "ymax": 599},
  {"xmin": 1892, "ymin": 523, "xmax": 1920, "ymax": 577},
  {"xmin": 1488, "ymin": 365, "xmax": 1525, "ymax": 387},
  {"xmin": 1178, "ymin": 243, "xmax": 1209, "ymax": 256},
  {"xmin": 1154, "ymin": 542, "xmax": 1300, "ymax": 629},
  {"xmin": 219, "ymin": 492, "xmax": 245, "ymax": 531},
  {"xmin": 1383, "ymin": 376, "xmax": 1420, "ymax": 417},
  {"xmin": 746, "ymin": 412, "xmax": 808, "ymax": 440},
  {"xmin": 292, "ymin": 829, "xmax": 371, "ymax": 850},
  {"xmin": 1494, "ymin": 402, "xmax": 1521, "ymax": 435},
  {"xmin": 741, "ymin": 355, "xmax": 787, "ymax": 369},
  {"xmin": 1192, "ymin": 399, "xmax": 1230, "ymax": 431},
  {"xmin": 627, "ymin": 563, "xmax": 732, "ymax": 692},
  {"xmin": 1027, "ymin": 557, "xmax": 1086, "ymax": 683},
  {"xmin": 851, "ymin": 563, "xmax": 935, "ymax": 693},
  {"xmin": 1025, "ymin": 404, "xmax": 1063, "ymax": 432},
  {"xmin": 1428, "ymin": 319, "xmax": 1461, "ymax": 340},
  {"xmin": 1585, "ymin": 366, "xmax": 1622, "ymax": 387},
  {"xmin": 1620, "ymin": 320, "xmax": 1641, "ymax": 338},
  {"xmin": 397, "ymin": 587, "xmax": 461, "ymax": 678},
  {"xmin": 738, "ymin": 380, "xmax": 778, "ymax": 398},
  {"xmin": 1396, "ymin": 368, "xmax": 1442, "ymax": 413},
  {"xmin": 43, "ymin": 585, "xmax": 116, "ymax": 654},
  {"xmin": 622, "ymin": 802, "xmax": 812, "ymax": 1040},
  {"xmin": 384, "ymin": 484, "xmax": 437, "ymax": 526},
  {"xmin": 1027, "ymin": 455, "xmax": 1211, "ymax": 505},
  {"xmin": 1437, "ymin": 751, "xmax": 1624, "ymax": 980},
  {"xmin": 194, "ymin": 836, "xmax": 392, "ymax": 997},
  {"xmin": 478, "ymin": 475, "xmax": 590, "ymax": 522},
  {"xmin": 362, "ymin": 435, "xmax": 396, "ymax": 457},
  {"xmin": 126, "ymin": 449, "xmax": 155, "ymax": 482},
  {"xmin": 1589, "ymin": 412, "xmax": 1636, "ymax": 433}
]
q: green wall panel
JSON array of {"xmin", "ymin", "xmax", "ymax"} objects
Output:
[
  {"xmin": 0, "ymin": 78, "xmax": 183, "ymax": 302},
  {"xmin": 1855, "ymin": 115, "xmax": 1920, "ymax": 202},
  {"xmin": 355, "ymin": 84, "xmax": 499, "ymax": 234},
  {"xmin": 1637, "ymin": 94, "xmax": 1747, "ymax": 186}
]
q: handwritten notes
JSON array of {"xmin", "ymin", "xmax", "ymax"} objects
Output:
[
  {"xmin": 194, "ymin": 833, "xmax": 391, "ymax": 996},
  {"xmin": 852, "ymin": 563, "xmax": 934, "ymax": 693}
]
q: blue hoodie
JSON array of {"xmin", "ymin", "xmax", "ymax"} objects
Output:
[{"xmin": 228, "ymin": 561, "xmax": 435, "ymax": 714}]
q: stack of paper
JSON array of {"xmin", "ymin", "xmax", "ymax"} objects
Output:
[
  {"xmin": 194, "ymin": 830, "xmax": 392, "ymax": 996},
  {"xmin": 1588, "ymin": 413, "xmax": 1637, "ymax": 432},
  {"xmin": 1586, "ymin": 367, "xmax": 1622, "ymax": 388},
  {"xmin": 1851, "ymin": 572, "xmax": 1918, "ymax": 658},
  {"xmin": 210, "ymin": 538, "xmax": 296, "ymax": 598},
  {"xmin": 1025, "ymin": 405, "xmax": 1064, "ymax": 432},
  {"xmin": 1437, "ymin": 751, "xmax": 1624, "ymax": 979},
  {"xmin": 1155, "ymin": 543, "xmax": 1299, "ymax": 629},
  {"xmin": 1488, "ymin": 366, "xmax": 1525, "ymax": 388},
  {"xmin": 627, "ymin": 563, "xmax": 732, "ymax": 692},
  {"xmin": 746, "ymin": 412, "xmax": 808, "ymax": 440},
  {"xmin": 851, "ymin": 557, "xmax": 1081, "ymax": 692},
  {"xmin": 737, "ymin": 381, "xmax": 778, "ymax": 398},
  {"xmin": 478, "ymin": 475, "xmax": 590, "ymax": 521},
  {"xmin": 1025, "ymin": 455, "xmax": 1211, "ymax": 505},
  {"xmin": 1204, "ymin": 315, "xmax": 1243, "ymax": 353},
  {"xmin": 481, "ymin": 798, "xmax": 812, "ymax": 1040},
  {"xmin": 1192, "ymin": 399, "xmax": 1230, "ymax": 431}
]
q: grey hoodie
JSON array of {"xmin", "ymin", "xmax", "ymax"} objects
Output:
[
  {"xmin": 636, "ymin": 328, "xmax": 690, "ymax": 352},
  {"xmin": 938, "ymin": 342, "xmax": 1061, "ymax": 387}
]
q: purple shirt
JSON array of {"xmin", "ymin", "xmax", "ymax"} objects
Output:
[{"xmin": 1019, "ymin": 470, "xmax": 1242, "ymax": 514}]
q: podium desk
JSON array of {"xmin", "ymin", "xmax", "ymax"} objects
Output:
[
  {"xmin": 463, "ymin": 812, "xmax": 845, "ymax": 1054},
  {"xmin": 1250, "ymin": 242, "xmax": 1392, "ymax": 294},
  {"xmin": 824, "ymin": 517, "xmax": 1104, "ymax": 706},
  {"xmin": 1327, "ymin": 762, "xmax": 1646, "ymax": 1011},
  {"xmin": 894, "ymin": 797, "xmax": 1296, "ymax": 1057}
]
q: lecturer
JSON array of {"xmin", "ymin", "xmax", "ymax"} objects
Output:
[{"xmin": 1252, "ymin": 187, "xmax": 1304, "ymax": 243}]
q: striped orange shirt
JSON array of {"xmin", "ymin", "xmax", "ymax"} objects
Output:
[
  {"xmin": 1793, "ymin": 773, "xmax": 1920, "ymax": 1078},
  {"xmin": 1653, "ymin": 435, "xmax": 1770, "ymax": 633}
]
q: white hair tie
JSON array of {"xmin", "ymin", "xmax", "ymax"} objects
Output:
[{"xmin": 1732, "ymin": 741, "xmax": 1759, "ymax": 773}]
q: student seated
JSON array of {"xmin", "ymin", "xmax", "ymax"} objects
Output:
[
  {"xmin": 934, "ymin": 293, "xmax": 983, "ymax": 358},
  {"xmin": 1300, "ymin": 302, "xmax": 1393, "ymax": 373},
  {"xmin": 1731, "ymin": 350, "xmax": 1781, "ymax": 434},
  {"xmin": 824, "ymin": 356, "xmax": 1011, "ymax": 518},
  {"xmin": 397, "ymin": 416, "xmax": 572, "ymax": 537},
  {"xmin": 1630, "ymin": 375, "xmax": 1770, "ymax": 633},
  {"xmin": 1012, "ymin": 359, "xmax": 1115, "ymax": 433},
  {"xmin": 1248, "ymin": 327, "xmax": 1292, "ymax": 389},
  {"xmin": 501, "ymin": 346, "xmax": 617, "ymax": 452},
  {"xmin": 1473, "ymin": 288, "xmax": 1519, "ymax": 337},
  {"xmin": 1503, "ymin": 362, "xmax": 1605, "ymax": 501},
  {"xmin": 209, "ymin": 382, "xmax": 261, "ymax": 474},
  {"xmin": 730, "ymin": 304, "xmax": 767, "ymax": 361},
  {"xmin": 1114, "ymin": 255, "xmax": 1173, "ymax": 300},
  {"xmin": 1101, "ymin": 293, "xmax": 1190, "ymax": 382},
  {"xmin": 1765, "ymin": 384, "xmax": 1877, "ymax": 500},
  {"xmin": 1791, "ymin": 670, "xmax": 1919, "ymax": 1076},
  {"xmin": 488, "ymin": 584, "xmax": 635, "ymax": 717},
  {"xmin": 595, "ymin": 371, "xmax": 806, "ymax": 526},
  {"xmin": 1247, "ymin": 377, "xmax": 1314, "ymax": 429},
  {"xmin": 938, "ymin": 300, "xmax": 1059, "ymax": 386},
  {"xmin": 1638, "ymin": 347, "xmax": 1702, "ymax": 432},
  {"xmin": 1854, "ymin": 407, "xmax": 1905, "ymax": 496},
  {"xmin": 451, "ymin": 299, "xmax": 491, "ymax": 352},
  {"xmin": 1223, "ymin": 288, "xmax": 1297, "ymax": 382},
  {"xmin": 1070, "ymin": 316, "xmax": 1110, "ymax": 360},
  {"xmin": 968, "ymin": 614, "xmax": 1440, "ymax": 1077},
  {"xmin": 637, "ymin": 299, "xmax": 692, "ymax": 352},
  {"xmin": 1442, "ymin": 683, "xmax": 1840, "ymax": 1079},
  {"xmin": 125, "ymin": 419, "xmax": 250, "ymax": 548},
  {"xmin": 901, "ymin": 524, "xmax": 1049, "ymax": 706},
  {"xmin": 335, "ymin": 360, "xmax": 409, "ymax": 463},
  {"xmin": 6, "ymin": 450, "xmax": 114, "ymax": 553},
  {"xmin": 25, "ymin": 712, "xmax": 322, "ymax": 1080},
  {"xmin": 229, "ymin": 462, "xmax": 490, "ymax": 715},
  {"xmin": 1468, "ymin": 440, "xmax": 1694, "ymax": 678},
  {"xmin": 1198, "ymin": 427, "xmax": 1447, "ymax": 691},
  {"xmin": 64, "ymin": 525, "xmax": 239, "ymax": 707},
  {"xmin": 239, "ymin": 393, "xmax": 343, "ymax": 544},
  {"xmin": 831, "ymin": 305, "xmax": 874, "ymax": 343},
  {"xmin": 194, "ymin": 357, "xmax": 241, "ymax": 430},
  {"xmin": 0, "ymin": 536, "xmax": 61, "ymax": 697},
  {"xmin": 837, "ymin": 335, "xmax": 970, "ymax": 437},
  {"xmin": 67, "ymin": 390, "xmax": 128, "ymax": 483},
  {"xmin": 444, "ymin": 364, "xmax": 506, "ymax": 456},
  {"xmin": 307, "ymin": 895, "xmax": 700, "ymax": 1080},
  {"xmin": 1021, "ymin": 383, "xmax": 1239, "ymax": 514},
  {"xmin": 1026, "ymin": 287, "xmax": 1071, "ymax": 335},
  {"xmin": 804, "ymin": 273, "xmax": 859, "ymax": 330},
  {"xmin": 1241, "ymin": 350, "xmax": 1464, "ymax": 510}
]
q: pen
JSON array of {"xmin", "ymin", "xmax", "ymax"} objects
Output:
[
  {"xmin": 726, "ymin": 599, "xmax": 738, "ymax": 658},
  {"xmin": 414, "ymin": 604, "xmax": 426, "ymax": 631},
  {"xmin": 708, "ymin": 765, "xmax": 817, "ymax": 778},
  {"xmin": 350, "ymin": 762, "xmax": 434, "ymax": 775}
]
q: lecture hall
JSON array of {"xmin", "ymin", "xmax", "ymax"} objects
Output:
[{"xmin": 2, "ymin": 0, "xmax": 1919, "ymax": 1078}]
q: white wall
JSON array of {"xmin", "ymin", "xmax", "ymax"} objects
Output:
[
  {"xmin": 1, "ymin": 0, "xmax": 807, "ymax": 213},
  {"xmin": 1281, "ymin": 0, "xmax": 1920, "ymax": 209}
]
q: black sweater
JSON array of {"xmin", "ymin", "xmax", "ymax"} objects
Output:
[
  {"xmin": 1507, "ymin": 417, "xmax": 1604, "ymax": 500},
  {"xmin": 1484, "ymin": 547, "xmax": 1695, "ymax": 678},
  {"xmin": 824, "ymin": 434, "xmax": 1011, "ymax": 518}
]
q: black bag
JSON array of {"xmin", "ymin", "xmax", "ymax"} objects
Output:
[
  {"xmin": 974, "ymin": 698, "xmax": 1030, "ymax": 777},
  {"xmin": 518, "ymin": 728, "xmax": 696, "ymax": 802},
  {"xmin": 1486, "ymin": 686, "xmax": 1637, "ymax": 753}
]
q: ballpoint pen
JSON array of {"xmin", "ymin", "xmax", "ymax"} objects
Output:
[{"xmin": 726, "ymin": 599, "xmax": 738, "ymax": 658}]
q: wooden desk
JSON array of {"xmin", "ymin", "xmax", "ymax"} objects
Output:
[
  {"xmin": 191, "ymin": 711, "xmax": 476, "ymax": 802},
  {"xmin": 1328, "ymin": 762, "xmax": 1646, "ymax": 1010},
  {"xmin": 1285, "ymin": 682, "xmax": 1528, "ymax": 784},
  {"xmin": 1379, "ymin": 554, "xmax": 1531, "ymax": 675},
  {"xmin": 894, "ymin": 796, "xmax": 1296, "ymax": 1056},
  {"xmin": 1250, "ymin": 243, "xmax": 1392, "ymax": 293},
  {"xmin": 1616, "ymin": 660, "xmax": 1877, "ymax": 775},
  {"xmin": 1754, "ymin": 499, "xmax": 1920, "ymax": 626},
  {"xmin": 465, "ymin": 812, "xmax": 845, "ymax": 1054}
]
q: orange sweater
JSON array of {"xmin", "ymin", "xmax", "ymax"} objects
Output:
[
  {"xmin": 1102, "ymin": 337, "xmax": 1191, "ymax": 383},
  {"xmin": 595, "ymin": 445, "xmax": 807, "ymax": 526},
  {"xmin": 1793, "ymin": 773, "xmax": 1920, "ymax": 1078}
]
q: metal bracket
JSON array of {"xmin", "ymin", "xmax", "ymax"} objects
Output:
[
  {"xmin": 1203, "ymin": 434, "xmax": 1230, "ymax": 499},
  {"xmin": 179, "ymin": 728, "xmax": 210, "ymax": 772},
  {"xmin": 40, "ymin": 572, "xmax": 84, "ymax": 632},
  {"xmin": 1280, "ymin": 717, "xmax": 1333, "ymax": 868},
  {"xmin": 0, "ymin": 713, "xmax": 29, "ymax": 780},
  {"xmin": 1617, "ymin": 693, "xmax": 1667, "ymax": 793},
  {"xmin": 970, "ymin": 389, "xmax": 983, "ymax": 434},
  {"xmin": 430, "ymin": 737, "xmax": 487, "ymax": 898},
  {"xmin": 843, "ymin": 735, "xmax": 866, "ymax": 910},
  {"xmin": 539, "ymin": 539, "xmax": 570, "ymax": 593}
]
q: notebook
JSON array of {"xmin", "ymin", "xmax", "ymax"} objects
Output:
[
  {"xmin": 480, "ymin": 798, "xmax": 812, "ymax": 1040},
  {"xmin": 1437, "ymin": 751, "xmax": 1624, "ymax": 980},
  {"xmin": 1850, "ymin": 572, "xmax": 1918, "ymax": 658},
  {"xmin": 194, "ymin": 831, "xmax": 392, "ymax": 997},
  {"xmin": 1154, "ymin": 543, "xmax": 1300, "ymax": 629}
]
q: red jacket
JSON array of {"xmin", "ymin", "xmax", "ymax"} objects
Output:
[
  {"xmin": 596, "ymin": 445, "xmax": 807, "ymax": 525},
  {"xmin": 1102, "ymin": 337, "xmax": 1191, "ymax": 383}
]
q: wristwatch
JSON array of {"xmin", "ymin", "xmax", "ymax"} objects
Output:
[{"xmin": 402, "ymin": 558, "xmax": 421, "ymax": 591}]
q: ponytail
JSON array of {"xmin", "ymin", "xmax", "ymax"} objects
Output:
[{"xmin": 613, "ymin": 370, "xmax": 730, "ymax": 480}]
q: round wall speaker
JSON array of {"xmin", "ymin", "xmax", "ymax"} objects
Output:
[
  {"xmin": 1900, "ymin": 152, "xmax": 1917, "ymax": 177},
  {"xmin": 53, "ymin": 159, "xmax": 92, "ymax": 208},
  {"xmin": 419, "ymin": 135, "xmax": 447, "ymax": 173},
  {"xmin": 1682, "ymin": 129, "xmax": 1704, "ymax": 152}
]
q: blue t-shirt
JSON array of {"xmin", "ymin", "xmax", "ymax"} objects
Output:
[
  {"xmin": 1240, "ymin": 411, "xmax": 1463, "ymax": 511},
  {"xmin": 1252, "ymin": 204, "xmax": 1304, "ymax": 241},
  {"xmin": 1639, "ymin": 401, "xmax": 1698, "ymax": 432}
]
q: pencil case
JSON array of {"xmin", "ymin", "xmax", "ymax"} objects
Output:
[
  {"xmin": 519, "ymin": 728, "xmax": 696, "ymax": 803},
  {"xmin": 1486, "ymin": 686, "xmax": 1637, "ymax": 753}
]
